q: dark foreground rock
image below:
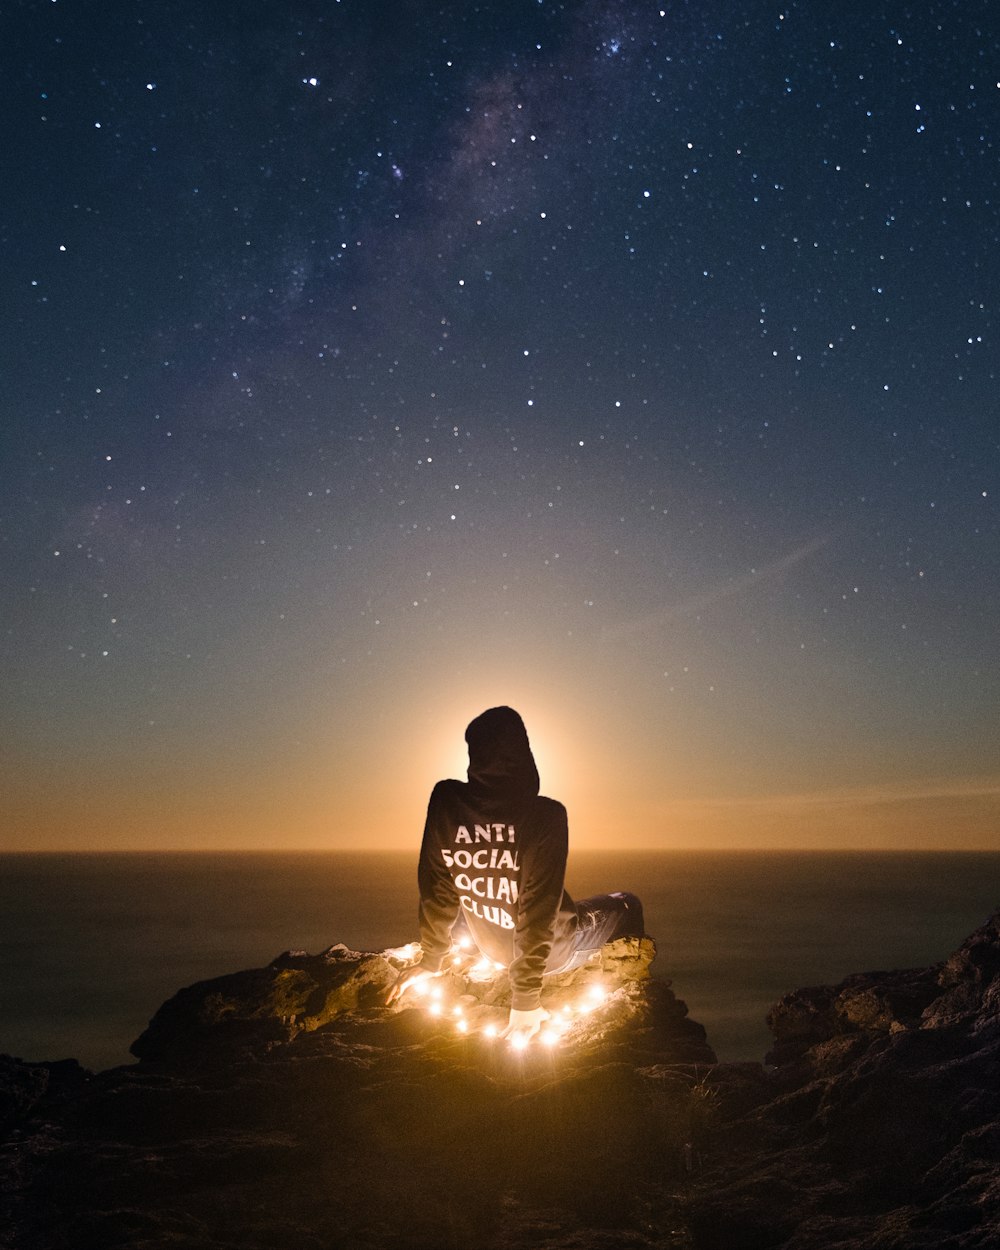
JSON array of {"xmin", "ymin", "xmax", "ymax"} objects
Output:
[
  {"xmin": 685, "ymin": 913, "xmax": 1000, "ymax": 1249},
  {"xmin": 4, "ymin": 918, "xmax": 1000, "ymax": 1249},
  {"xmin": 0, "ymin": 938, "xmax": 713, "ymax": 1250}
]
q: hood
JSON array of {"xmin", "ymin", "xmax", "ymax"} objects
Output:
[{"xmin": 464, "ymin": 706, "xmax": 540, "ymax": 799}]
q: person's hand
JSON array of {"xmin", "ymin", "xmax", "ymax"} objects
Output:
[
  {"xmin": 386, "ymin": 966, "xmax": 440, "ymax": 1004},
  {"xmin": 500, "ymin": 1007, "xmax": 549, "ymax": 1046}
]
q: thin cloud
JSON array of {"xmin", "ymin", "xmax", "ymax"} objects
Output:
[
  {"xmin": 606, "ymin": 534, "xmax": 831, "ymax": 639},
  {"xmin": 665, "ymin": 776, "xmax": 1000, "ymax": 814}
]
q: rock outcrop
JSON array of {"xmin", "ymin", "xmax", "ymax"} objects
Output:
[
  {"xmin": 5, "ymin": 918, "xmax": 1000, "ymax": 1249},
  {"xmin": 129, "ymin": 934, "xmax": 704, "ymax": 1068},
  {"xmin": 686, "ymin": 913, "xmax": 1000, "ymax": 1249},
  {"xmin": 0, "ymin": 937, "xmax": 714, "ymax": 1249}
]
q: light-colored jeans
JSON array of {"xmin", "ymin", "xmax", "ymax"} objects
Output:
[{"xmin": 547, "ymin": 891, "xmax": 645, "ymax": 973}]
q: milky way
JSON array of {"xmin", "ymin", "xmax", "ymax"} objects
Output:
[{"xmin": 2, "ymin": 1, "xmax": 997, "ymax": 849}]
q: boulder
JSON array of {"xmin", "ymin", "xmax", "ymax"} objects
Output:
[
  {"xmin": 130, "ymin": 934, "xmax": 713, "ymax": 1068},
  {"xmin": 765, "ymin": 964, "xmax": 941, "ymax": 1069}
]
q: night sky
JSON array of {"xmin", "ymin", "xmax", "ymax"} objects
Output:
[{"xmin": 3, "ymin": 0, "xmax": 997, "ymax": 851}]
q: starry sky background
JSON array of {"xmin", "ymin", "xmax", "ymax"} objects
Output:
[{"xmin": 2, "ymin": 0, "xmax": 997, "ymax": 851}]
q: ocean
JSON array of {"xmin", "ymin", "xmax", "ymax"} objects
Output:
[{"xmin": 2, "ymin": 851, "xmax": 998, "ymax": 1071}]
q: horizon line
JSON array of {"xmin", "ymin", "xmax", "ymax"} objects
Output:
[{"xmin": 3, "ymin": 844, "xmax": 1000, "ymax": 855}]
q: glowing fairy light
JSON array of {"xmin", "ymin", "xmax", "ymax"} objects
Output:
[
  {"xmin": 412, "ymin": 988, "xmax": 609, "ymax": 1050},
  {"xmin": 577, "ymin": 983, "xmax": 607, "ymax": 1014},
  {"xmin": 391, "ymin": 935, "xmax": 615, "ymax": 1054}
]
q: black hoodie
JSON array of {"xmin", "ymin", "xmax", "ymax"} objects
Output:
[{"xmin": 416, "ymin": 707, "xmax": 579, "ymax": 1010}]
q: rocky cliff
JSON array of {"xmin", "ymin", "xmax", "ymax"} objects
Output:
[
  {"xmin": 685, "ymin": 913, "xmax": 1000, "ymax": 1249},
  {"xmin": 3, "ymin": 919, "xmax": 1000, "ymax": 1249}
]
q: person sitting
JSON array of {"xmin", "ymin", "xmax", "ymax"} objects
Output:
[{"xmin": 389, "ymin": 706, "xmax": 644, "ymax": 1045}]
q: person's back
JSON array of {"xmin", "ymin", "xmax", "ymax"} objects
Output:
[
  {"xmin": 392, "ymin": 706, "xmax": 644, "ymax": 1044},
  {"xmin": 418, "ymin": 771, "xmax": 580, "ymax": 1011}
]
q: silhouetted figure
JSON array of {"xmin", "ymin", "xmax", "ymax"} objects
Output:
[{"xmin": 391, "ymin": 706, "xmax": 644, "ymax": 1043}]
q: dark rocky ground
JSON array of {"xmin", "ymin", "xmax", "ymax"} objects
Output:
[{"xmin": 3, "ymin": 917, "xmax": 1000, "ymax": 1249}]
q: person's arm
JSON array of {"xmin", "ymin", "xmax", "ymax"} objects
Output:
[
  {"xmin": 507, "ymin": 801, "xmax": 568, "ymax": 1012},
  {"xmin": 416, "ymin": 782, "xmax": 459, "ymax": 973}
]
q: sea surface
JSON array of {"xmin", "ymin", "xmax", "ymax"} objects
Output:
[{"xmin": 2, "ymin": 851, "xmax": 999, "ymax": 1071}]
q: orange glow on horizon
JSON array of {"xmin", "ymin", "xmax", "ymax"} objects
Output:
[{"xmin": 2, "ymin": 664, "xmax": 998, "ymax": 852}]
